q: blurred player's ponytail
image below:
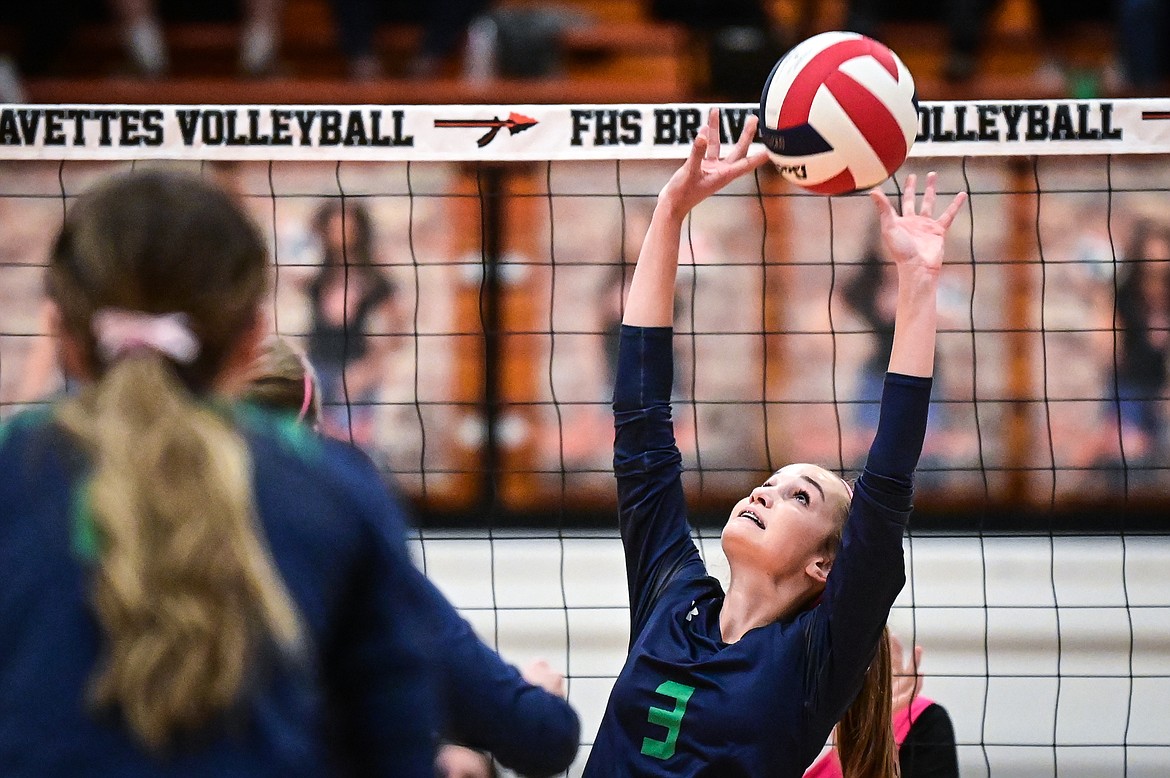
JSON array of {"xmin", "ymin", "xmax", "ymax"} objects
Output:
[
  {"xmin": 836, "ymin": 626, "xmax": 897, "ymax": 778},
  {"xmin": 47, "ymin": 170, "xmax": 301, "ymax": 751}
]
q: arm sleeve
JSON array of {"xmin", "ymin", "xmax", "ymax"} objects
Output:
[
  {"xmin": 804, "ymin": 373, "xmax": 932, "ymax": 736},
  {"xmin": 899, "ymin": 704, "xmax": 960, "ymax": 778},
  {"xmin": 613, "ymin": 325, "xmax": 704, "ymax": 641},
  {"xmin": 323, "ymin": 488, "xmax": 437, "ymax": 777},
  {"xmin": 411, "ymin": 572, "xmax": 581, "ymax": 777}
]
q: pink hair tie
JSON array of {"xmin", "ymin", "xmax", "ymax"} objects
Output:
[
  {"xmin": 297, "ymin": 367, "xmax": 314, "ymax": 422},
  {"xmin": 92, "ymin": 308, "xmax": 200, "ymax": 364}
]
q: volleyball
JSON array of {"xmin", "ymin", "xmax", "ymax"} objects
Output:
[{"xmin": 759, "ymin": 31, "xmax": 918, "ymax": 195}]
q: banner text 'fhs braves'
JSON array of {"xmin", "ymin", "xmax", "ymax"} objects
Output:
[{"xmin": 570, "ymin": 108, "xmax": 757, "ymax": 147}]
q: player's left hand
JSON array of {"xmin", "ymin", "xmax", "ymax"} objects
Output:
[{"xmin": 870, "ymin": 171, "xmax": 967, "ymax": 275}]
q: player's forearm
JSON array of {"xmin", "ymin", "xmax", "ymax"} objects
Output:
[
  {"xmin": 887, "ymin": 267, "xmax": 939, "ymax": 378},
  {"xmin": 621, "ymin": 204, "xmax": 685, "ymax": 328}
]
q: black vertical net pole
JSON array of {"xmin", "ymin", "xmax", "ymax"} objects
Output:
[
  {"xmin": 478, "ymin": 163, "xmax": 506, "ymax": 519},
  {"xmin": 474, "ymin": 162, "xmax": 505, "ymax": 652}
]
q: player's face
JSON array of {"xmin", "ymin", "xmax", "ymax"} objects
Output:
[{"xmin": 720, "ymin": 463, "xmax": 851, "ymax": 584}]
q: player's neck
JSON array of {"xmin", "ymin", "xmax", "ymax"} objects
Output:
[{"xmin": 720, "ymin": 573, "xmax": 811, "ymax": 644}]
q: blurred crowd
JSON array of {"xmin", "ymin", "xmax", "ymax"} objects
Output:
[
  {"xmin": 2, "ymin": 0, "xmax": 1169, "ymax": 103},
  {"xmin": 0, "ymin": 0, "xmax": 494, "ymax": 98}
]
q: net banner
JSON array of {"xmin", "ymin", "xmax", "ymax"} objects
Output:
[{"xmin": 3, "ymin": 99, "xmax": 1170, "ymax": 161}]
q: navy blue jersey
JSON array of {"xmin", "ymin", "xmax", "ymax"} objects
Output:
[
  {"xmin": 584, "ymin": 326, "xmax": 930, "ymax": 778},
  {"xmin": 0, "ymin": 405, "xmax": 436, "ymax": 777}
]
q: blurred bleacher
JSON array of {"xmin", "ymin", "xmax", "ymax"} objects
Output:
[{"xmin": 1, "ymin": 0, "xmax": 1119, "ymax": 104}]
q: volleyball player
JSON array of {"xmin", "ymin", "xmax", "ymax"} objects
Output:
[
  {"xmin": 583, "ymin": 109, "xmax": 966, "ymax": 777},
  {"xmin": 0, "ymin": 170, "xmax": 436, "ymax": 775},
  {"xmin": 243, "ymin": 337, "xmax": 581, "ymax": 777}
]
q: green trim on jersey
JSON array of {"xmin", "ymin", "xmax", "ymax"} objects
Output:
[
  {"xmin": 71, "ymin": 482, "xmax": 100, "ymax": 563},
  {"xmin": 0, "ymin": 406, "xmax": 100, "ymax": 562},
  {"xmin": 0, "ymin": 406, "xmax": 53, "ymax": 451},
  {"xmin": 233, "ymin": 402, "xmax": 324, "ymax": 465}
]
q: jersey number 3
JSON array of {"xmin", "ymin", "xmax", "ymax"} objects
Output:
[{"xmin": 640, "ymin": 680, "xmax": 696, "ymax": 760}]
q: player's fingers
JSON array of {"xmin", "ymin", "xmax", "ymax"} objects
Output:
[
  {"xmin": 705, "ymin": 108, "xmax": 721, "ymax": 160},
  {"xmin": 920, "ymin": 171, "xmax": 938, "ymax": 217},
  {"xmin": 869, "ymin": 188, "xmax": 897, "ymax": 224},
  {"xmin": 901, "ymin": 173, "xmax": 917, "ymax": 216},
  {"xmin": 726, "ymin": 114, "xmax": 758, "ymax": 163},
  {"xmin": 724, "ymin": 151, "xmax": 769, "ymax": 181},
  {"xmin": 746, "ymin": 150, "xmax": 770, "ymax": 170},
  {"xmin": 685, "ymin": 126, "xmax": 708, "ymax": 176},
  {"xmin": 937, "ymin": 190, "xmax": 968, "ymax": 230}
]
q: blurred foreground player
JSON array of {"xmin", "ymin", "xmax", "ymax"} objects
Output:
[
  {"xmin": 0, "ymin": 170, "xmax": 436, "ymax": 775},
  {"xmin": 243, "ymin": 337, "xmax": 581, "ymax": 777}
]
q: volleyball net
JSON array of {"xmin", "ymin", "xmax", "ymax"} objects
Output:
[{"xmin": 1, "ymin": 99, "xmax": 1168, "ymax": 775}]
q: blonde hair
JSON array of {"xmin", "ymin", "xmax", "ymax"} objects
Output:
[
  {"xmin": 48, "ymin": 170, "xmax": 301, "ymax": 751},
  {"xmin": 243, "ymin": 337, "xmax": 321, "ymax": 426}
]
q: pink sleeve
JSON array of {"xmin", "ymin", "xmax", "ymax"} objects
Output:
[
  {"xmin": 804, "ymin": 749, "xmax": 842, "ymax": 778},
  {"xmin": 894, "ymin": 696, "xmax": 936, "ymax": 745},
  {"xmin": 804, "ymin": 695, "xmax": 937, "ymax": 778}
]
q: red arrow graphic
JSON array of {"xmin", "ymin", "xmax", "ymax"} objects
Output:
[{"xmin": 434, "ymin": 112, "xmax": 539, "ymax": 147}]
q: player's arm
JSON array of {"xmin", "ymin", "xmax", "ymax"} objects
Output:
[
  {"xmin": 323, "ymin": 489, "xmax": 438, "ymax": 776},
  {"xmin": 410, "ymin": 571, "xmax": 580, "ymax": 777},
  {"xmin": 899, "ymin": 703, "xmax": 960, "ymax": 778},
  {"xmin": 806, "ymin": 175, "xmax": 966, "ymax": 729},
  {"xmin": 874, "ymin": 172, "xmax": 966, "ymax": 379},
  {"xmin": 622, "ymin": 109, "xmax": 767, "ymax": 327},
  {"xmin": 615, "ymin": 111, "xmax": 768, "ymax": 634}
]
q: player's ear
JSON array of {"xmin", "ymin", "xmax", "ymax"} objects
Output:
[{"xmin": 805, "ymin": 555, "xmax": 831, "ymax": 586}]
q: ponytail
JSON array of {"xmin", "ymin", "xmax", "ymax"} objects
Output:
[
  {"xmin": 59, "ymin": 354, "xmax": 301, "ymax": 751},
  {"xmin": 836, "ymin": 626, "xmax": 898, "ymax": 778}
]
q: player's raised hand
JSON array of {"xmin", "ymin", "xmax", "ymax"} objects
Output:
[
  {"xmin": 870, "ymin": 172, "xmax": 967, "ymax": 274},
  {"xmin": 659, "ymin": 108, "xmax": 769, "ymax": 220}
]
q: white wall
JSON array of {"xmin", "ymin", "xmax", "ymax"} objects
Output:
[{"xmin": 411, "ymin": 532, "xmax": 1170, "ymax": 777}]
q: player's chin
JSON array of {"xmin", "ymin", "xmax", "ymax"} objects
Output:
[{"xmin": 720, "ymin": 517, "xmax": 764, "ymax": 562}]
